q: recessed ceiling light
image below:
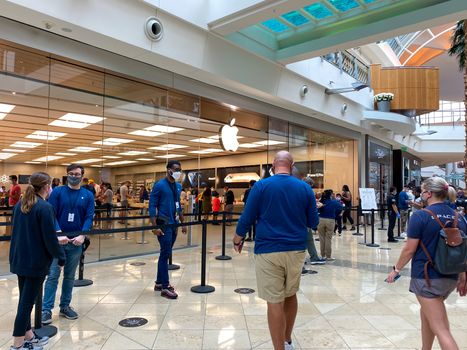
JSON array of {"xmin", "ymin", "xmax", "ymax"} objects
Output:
[
  {"xmin": 10, "ymin": 141, "xmax": 42, "ymax": 148},
  {"xmin": 2, "ymin": 149, "xmax": 26, "ymax": 153},
  {"xmin": 68, "ymin": 146, "xmax": 100, "ymax": 153},
  {"xmin": 93, "ymin": 138, "xmax": 135, "ymax": 146},
  {"xmin": 0, "ymin": 152, "xmax": 17, "ymax": 160},
  {"xmin": 49, "ymin": 113, "xmax": 105, "ymax": 129},
  {"xmin": 136, "ymin": 158, "xmax": 154, "ymax": 161},
  {"xmin": 102, "ymin": 155, "xmax": 121, "ymax": 159},
  {"xmin": 75, "ymin": 158, "xmax": 101, "ymax": 164},
  {"xmin": 189, "ymin": 137, "xmax": 219, "ymax": 144},
  {"xmin": 26, "ymin": 130, "xmax": 67, "ymax": 141},
  {"xmin": 129, "ymin": 130, "xmax": 163, "ymax": 137},
  {"xmin": 148, "ymin": 144, "xmax": 188, "ymax": 150},
  {"xmin": 103, "ymin": 160, "xmax": 138, "ymax": 166},
  {"xmin": 0, "ymin": 103, "xmax": 15, "ymax": 120},
  {"xmin": 238, "ymin": 143, "xmax": 262, "ymax": 148},
  {"xmin": 118, "ymin": 151, "xmax": 149, "ymax": 156},
  {"xmin": 90, "ymin": 164, "xmax": 101, "ymax": 167},
  {"xmin": 155, "ymin": 154, "xmax": 185, "ymax": 159},
  {"xmin": 189, "ymin": 148, "xmax": 224, "ymax": 154},
  {"xmin": 61, "ymin": 163, "xmax": 71, "ymax": 166},
  {"xmin": 56, "ymin": 152, "xmax": 77, "ymax": 156},
  {"xmin": 25, "ymin": 161, "xmax": 42, "ymax": 164},
  {"xmin": 146, "ymin": 125, "xmax": 184, "ymax": 133},
  {"xmin": 32, "ymin": 156, "xmax": 64, "ymax": 162},
  {"xmin": 255, "ymin": 140, "xmax": 285, "ymax": 146}
]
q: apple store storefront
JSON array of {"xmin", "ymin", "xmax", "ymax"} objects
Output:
[{"xmin": 0, "ymin": 40, "xmax": 357, "ymax": 272}]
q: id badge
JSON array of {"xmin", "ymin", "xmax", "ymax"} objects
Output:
[
  {"xmin": 175, "ymin": 202, "xmax": 180, "ymax": 210},
  {"xmin": 68, "ymin": 213, "xmax": 75, "ymax": 222}
]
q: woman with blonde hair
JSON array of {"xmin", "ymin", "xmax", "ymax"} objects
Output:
[
  {"xmin": 9, "ymin": 172, "xmax": 66, "ymax": 350},
  {"xmin": 387, "ymin": 176, "xmax": 467, "ymax": 350}
]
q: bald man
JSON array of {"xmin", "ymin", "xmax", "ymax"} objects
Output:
[{"xmin": 234, "ymin": 151, "xmax": 319, "ymax": 350}]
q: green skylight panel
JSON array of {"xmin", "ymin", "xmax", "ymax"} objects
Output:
[
  {"xmin": 281, "ymin": 11, "xmax": 310, "ymax": 26},
  {"xmin": 261, "ymin": 18, "xmax": 289, "ymax": 33},
  {"xmin": 364, "ymin": 0, "xmax": 377, "ymax": 3},
  {"xmin": 303, "ymin": 3, "xmax": 333, "ymax": 19},
  {"xmin": 328, "ymin": 0, "xmax": 360, "ymax": 12}
]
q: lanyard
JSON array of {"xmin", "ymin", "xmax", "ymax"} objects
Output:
[{"xmin": 166, "ymin": 179, "xmax": 178, "ymax": 218}]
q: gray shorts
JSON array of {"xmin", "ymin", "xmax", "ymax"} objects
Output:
[
  {"xmin": 121, "ymin": 200, "xmax": 129, "ymax": 209},
  {"xmin": 409, "ymin": 278, "xmax": 457, "ymax": 299}
]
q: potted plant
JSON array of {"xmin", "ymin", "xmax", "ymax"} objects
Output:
[{"xmin": 374, "ymin": 92, "xmax": 394, "ymax": 112}]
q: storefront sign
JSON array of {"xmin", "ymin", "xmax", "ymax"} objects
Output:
[{"xmin": 220, "ymin": 119, "xmax": 239, "ymax": 152}]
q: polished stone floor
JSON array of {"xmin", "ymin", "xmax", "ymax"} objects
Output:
[{"xmin": 1, "ymin": 226, "xmax": 467, "ymax": 350}]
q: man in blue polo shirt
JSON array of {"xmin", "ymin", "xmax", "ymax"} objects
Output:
[
  {"xmin": 398, "ymin": 185, "xmax": 410, "ymax": 235},
  {"xmin": 149, "ymin": 160, "xmax": 187, "ymax": 299},
  {"xmin": 233, "ymin": 151, "xmax": 319, "ymax": 350},
  {"xmin": 42, "ymin": 164, "xmax": 95, "ymax": 324}
]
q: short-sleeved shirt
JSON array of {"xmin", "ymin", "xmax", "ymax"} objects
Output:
[
  {"xmin": 407, "ymin": 203, "xmax": 467, "ymax": 280},
  {"xmin": 104, "ymin": 189, "xmax": 113, "ymax": 204},
  {"xmin": 120, "ymin": 185, "xmax": 129, "ymax": 202},
  {"xmin": 387, "ymin": 193, "xmax": 397, "ymax": 214},
  {"xmin": 9, "ymin": 184, "xmax": 21, "ymax": 206},
  {"xmin": 398, "ymin": 191, "xmax": 409, "ymax": 210},
  {"xmin": 225, "ymin": 190, "xmax": 234, "ymax": 205},
  {"xmin": 212, "ymin": 197, "xmax": 221, "ymax": 212}
]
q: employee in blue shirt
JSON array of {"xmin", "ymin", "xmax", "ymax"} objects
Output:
[
  {"xmin": 398, "ymin": 186, "xmax": 410, "ymax": 234},
  {"xmin": 233, "ymin": 151, "xmax": 319, "ymax": 350},
  {"xmin": 149, "ymin": 160, "xmax": 186, "ymax": 299},
  {"xmin": 42, "ymin": 164, "xmax": 95, "ymax": 324}
]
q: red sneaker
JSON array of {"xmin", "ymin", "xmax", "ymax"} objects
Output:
[
  {"xmin": 154, "ymin": 283, "xmax": 174, "ymax": 292},
  {"xmin": 161, "ymin": 288, "xmax": 178, "ymax": 299}
]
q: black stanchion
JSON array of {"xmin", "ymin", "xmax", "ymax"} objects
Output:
[
  {"xmin": 168, "ymin": 254, "xmax": 180, "ymax": 270},
  {"xmin": 216, "ymin": 212, "xmax": 232, "ymax": 261},
  {"xmin": 366, "ymin": 209, "xmax": 380, "ymax": 247},
  {"xmin": 352, "ymin": 208, "xmax": 363, "ymax": 236},
  {"xmin": 191, "ymin": 220, "xmax": 215, "ymax": 294},
  {"xmin": 378, "ymin": 205, "xmax": 386, "ymax": 230},
  {"xmin": 33, "ymin": 283, "xmax": 57, "ymax": 338},
  {"xmin": 74, "ymin": 239, "xmax": 93, "ymax": 287},
  {"xmin": 395, "ymin": 216, "xmax": 403, "ymax": 239}
]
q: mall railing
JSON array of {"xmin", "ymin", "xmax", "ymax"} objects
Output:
[
  {"xmin": 418, "ymin": 103, "xmax": 465, "ymax": 127},
  {"xmin": 321, "ymin": 50, "xmax": 369, "ymax": 84}
]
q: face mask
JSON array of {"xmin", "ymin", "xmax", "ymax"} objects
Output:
[
  {"xmin": 171, "ymin": 171, "xmax": 182, "ymax": 181},
  {"xmin": 67, "ymin": 176, "xmax": 81, "ymax": 186}
]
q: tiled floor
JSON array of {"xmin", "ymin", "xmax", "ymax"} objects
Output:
[{"xmin": 1, "ymin": 226, "xmax": 467, "ymax": 349}]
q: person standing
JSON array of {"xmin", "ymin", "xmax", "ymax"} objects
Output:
[
  {"xmin": 118, "ymin": 181, "xmax": 130, "ymax": 224},
  {"xmin": 386, "ymin": 177, "xmax": 467, "ymax": 350},
  {"xmin": 243, "ymin": 180, "xmax": 256, "ymax": 241},
  {"xmin": 42, "ymin": 164, "xmax": 95, "ymax": 324},
  {"xmin": 341, "ymin": 185, "xmax": 355, "ymax": 230},
  {"xmin": 139, "ymin": 185, "xmax": 149, "ymax": 203},
  {"xmin": 100, "ymin": 183, "xmax": 114, "ymax": 230},
  {"xmin": 51, "ymin": 178, "xmax": 61, "ymax": 189},
  {"xmin": 212, "ymin": 191, "xmax": 221, "ymax": 225},
  {"xmin": 398, "ymin": 186, "xmax": 410, "ymax": 235},
  {"xmin": 317, "ymin": 190, "xmax": 342, "ymax": 261},
  {"xmin": 201, "ymin": 186, "xmax": 212, "ymax": 221},
  {"xmin": 9, "ymin": 172, "xmax": 66, "ymax": 350},
  {"xmin": 233, "ymin": 151, "xmax": 319, "ymax": 350},
  {"xmin": 149, "ymin": 160, "xmax": 187, "ymax": 299},
  {"xmin": 81, "ymin": 178, "xmax": 96, "ymax": 197},
  {"xmin": 224, "ymin": 185, "xmax": 235, "ymax": 225},
  {"xmin": 387, "ymin": 186, "xmax": 400, "ymax": 243},
  {"xmin": 9, "ymin": 175, "xmax": 22, "ymax": 207}
]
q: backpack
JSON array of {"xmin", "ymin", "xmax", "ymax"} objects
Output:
[{"xmin": 419, "ymin": 208, "xmax": 467, "ymax": 286}]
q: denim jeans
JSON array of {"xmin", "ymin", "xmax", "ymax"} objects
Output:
[
  {"xmin": 43, "ymin": 243, "xmax": 82, "ymax": 311},
  {"xmin": 156, "ymin": 228, "xmax": 178, "ymax": 288},
  {"xmin": 306, "ymin": 228, "xmax": 319, "ymax": 260}
]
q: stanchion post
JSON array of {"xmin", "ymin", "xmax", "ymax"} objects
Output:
[
  {"xmin": 121, "ymin": 211, "xmax": 129, "ymax": 240},
  {"xmin": 396, "ymin": 216, "xmax": 401, "ymax": 239},
  {"xmin": 352, "ymin": 208, "xmax": 363, "ymax": 236},
  {"xmin": 366, "ymin": 209, "xmax": 380, "ymax": 247},
  {"xmin": 191, "ymin": 220, "xmax": 215, "ymax": 293},
  {"xmin": 33, "ymin": 283, "xmax": 57, "ymax": 338},
  {"xmin": 74, "ymin": 242, "xmax": 93, "ymax": 287},
  {"xmin": 137, "ymin": 217, "xmax": 148, "ymax": 244},
  {"xmin": 216, "ymin": 211, "xmax": 232, "ymax": 260},
  {"xmin": 168, "ymin": 253, "xmax": 180, "ymax": 270},
  {"xmin": 379, "ymin": 205, "xmax": 386, "ymax": 230}
]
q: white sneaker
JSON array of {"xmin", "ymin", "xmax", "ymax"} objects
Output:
[
  {"xmin": 401, "ymin": 232, "xmax": 407, "ymax": 238},
  {"xmin": 285, "ymin": 341, "xmax": 295, "ymax": 350}
]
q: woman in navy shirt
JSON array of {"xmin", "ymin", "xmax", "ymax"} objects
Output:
[{"xmin": 387, "ymin": 177, "xmax": 466, "ymax": 350}]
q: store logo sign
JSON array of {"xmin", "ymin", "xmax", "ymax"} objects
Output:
[{"xmin": 220, "ymin": 118, "xmax": 239, "ymax": 152}]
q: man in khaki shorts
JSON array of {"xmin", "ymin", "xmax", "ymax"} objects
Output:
[{"xmin": 233, "ymin": 151, "xmax": 319, "ymax": 350}]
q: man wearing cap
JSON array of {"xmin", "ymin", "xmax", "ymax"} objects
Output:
[{"xmin": 149, "ymin": 160, "xmax": 187, "ymax": 299}]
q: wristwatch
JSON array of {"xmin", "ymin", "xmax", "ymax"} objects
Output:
[{"xmin": 393, "ymin": 265, "xmax": 400, "ymax": 273}]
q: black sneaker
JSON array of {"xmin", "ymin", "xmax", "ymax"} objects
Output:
[
  {"xmin": 10, "ymin": 343, "xmax": 38, "ymax": 350},
  {"xmin": 161, "ymin": 288, "xmax": 178, "ymax": 299},
  {"xmin": 27, "ymin": 332, "xmax": 49, "ymax": 347},
  {"xmin": 41, "ymin": 310, "xmax": 52, "ymax": 325},
  {"xmin": 59, "ymin": 306, "xmax": 78, "ymax": 320},
  {"xmin": 244, "ymin": 238, "xmax": 252, "ymax": 242},
  {"xmin": 388, "ymin": 239, "xmax": 398, "ymax": 243}
]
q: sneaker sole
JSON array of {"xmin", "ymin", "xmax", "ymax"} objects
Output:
[
  {"xmin": 41, "ymin": 318, "xmax": 52, "ymax": 325},
  {"xmin": 31, "ymin": 339, "xmax": 49, "ymax": 346},
  {"xmin": 59, "ymin": 313, "xmax": 78, "ymax": 320}
]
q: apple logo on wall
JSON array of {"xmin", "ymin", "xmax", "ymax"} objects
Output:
[{"xmin": 220, "ymin": 118, "xmax": 239, "ymax": 152}]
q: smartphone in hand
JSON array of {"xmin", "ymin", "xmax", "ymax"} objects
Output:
[{"xmin": 385, "ymin": 274, "xmax": 401, "ymax": 283}]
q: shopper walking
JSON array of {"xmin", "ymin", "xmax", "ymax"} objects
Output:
[
  {"xmin": 386, "ymin": 177, "xmax": 467, "ymax": 350},
  {"xmin": 234, "ymin": 151, "xmax": 319, "ymax": 350},
  {"xmin": 341, "ymin": 185, "xmax": 355, "ymax": 230},
  {"xmin": 42, "ymin": 164, "xmax": 95, "ymax": 324},
  {"xmin": 149, "ymin": 160, "xmax": 187, "ymax": 299},
  {"xmin": 9, "ymin": 172, "xmax": 66, "ymax": 350},
  {"xmin": 317, "ymin": 190, "xmax": 342, "ymax": 260}
]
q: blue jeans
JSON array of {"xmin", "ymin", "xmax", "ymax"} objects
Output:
[
  {"xmin": 43, "ymin": 243, "xmax": 82, "ymax": 311},
  {"xmin": 156, "ymin": 228, "xmax": 177, "ymax": 288}
]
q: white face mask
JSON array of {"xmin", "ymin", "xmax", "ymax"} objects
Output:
[{"xmin": 171, "ymin": 171, "xmax": 182, "ymax": 181}]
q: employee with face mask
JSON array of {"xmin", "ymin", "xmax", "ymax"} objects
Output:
[
  {"xmin": 149, "ymin": 160, "xmax": 187, "ymax": 299},
  {"xmin": 42, "ymin": 164, "xmax": 95, "ymax": 325}
]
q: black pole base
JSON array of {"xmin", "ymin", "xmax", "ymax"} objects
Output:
[
  {"xmin": 366, "ymin": 243, "xmax": 380, "ymax": 248},
  {"xmin": 168, "ymin": 264, "xmax": 180, "ymax": 270},
  {"xmin": 74, "ymin": 279, "xmax": 93, "ymax": 287},
  {"xmin": 33, "ymin": 325, "xmax": 58, "ymax": 338},
  {"xmin": 191, "ymin": 285, "xmax": 215, "ymax": 293},
  {"xmin": 215, "ymin": 255, "xmax": 232, "ymax": 260},
  {"xmin": 352, "ymin": 233, "xmax": 363, "ymax": 236},
  {"xmin": 378, "ymin": 228, "xmax": 386, "ymax": 230}
]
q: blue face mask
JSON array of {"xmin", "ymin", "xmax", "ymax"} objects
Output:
[{"xmin": 67, "ymin": 176, "xmax": 81, "ymax": 186}]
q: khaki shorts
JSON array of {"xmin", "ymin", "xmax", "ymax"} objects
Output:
[{"xmin": 255, "ymin": 250, "xmax": 306, "ymax": 303}]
